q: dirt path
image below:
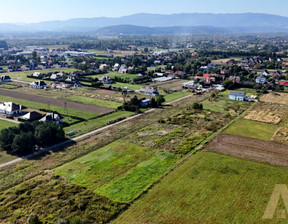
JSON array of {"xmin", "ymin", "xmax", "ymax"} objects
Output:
[
  {"xmin": 206, "ymin": 134, "xmax": 288, "ymax": 167},
  {"xmin": 0, "ymin": 89, "xmax": 113, "ymax": 115}
]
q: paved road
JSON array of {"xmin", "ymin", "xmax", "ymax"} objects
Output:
[
  {"xmin": 0, "ymin": 116, "xmax": 20, "ymax": 124},
  {"xmin": 0, "ymin": 93, "xmax": 198, "ymax": 169}
]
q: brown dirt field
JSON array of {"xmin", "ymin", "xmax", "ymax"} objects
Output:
[
  {"xmin": 150, "ymin": 79, "xmax": 186, "ymax": 89},
  {"xmin": 205, "ymin": 134, "xmax": 288, "ymax": 167},
  {"xmin": 0, "ymin": 89, "xmax": 113, "ymax": 115},
  {"xmin": 92, "ymin": 89, "xmax": 116, "ymax": 95},
  {"xmin": 244, "ymin": 102, "xmax": 288, "ymax": 124},
  {"xmin": 261, "ymin": 92, "xmax": 288, "ymax": 105}
]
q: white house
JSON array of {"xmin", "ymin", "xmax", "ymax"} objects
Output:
[
  {"xmin": 0, "ymin": 102, "xmax": 26, "ymax": 115},
  {"xmin": 256, "ymin": 76, "xmax": 266, "ymax": 84},
  {"xmin": 30, "ymin": 81, "xmax": 47, "ymax": 89},
  {"xmin": 229, "ymin": 91, "xmax": 246, "ymax": 101}
]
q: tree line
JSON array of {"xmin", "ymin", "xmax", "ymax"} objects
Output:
[{"xmin": 0, "ymin": 121, "xmax": 65, "ymax": 156}]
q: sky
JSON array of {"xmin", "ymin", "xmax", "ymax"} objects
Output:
[{"xmin": 0, "ymin": 0, "xmax": 288, "ymax": 23}]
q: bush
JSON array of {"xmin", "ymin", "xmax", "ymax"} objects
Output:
[{"xmin": 192, "ymin": 102, "xmax": 203, "ymax": 110}]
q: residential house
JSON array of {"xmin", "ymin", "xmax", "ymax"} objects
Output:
[
  {"xmin": 0, "ymin": 75, "xmax": 11, "ymax": 82},
  {"xmin": 99, "ymin": 76, "xmax": 112, "ymax": 84},
  {"xmin": 261, "ymin": 70, "xmax": 270, "ymax": 76},
  {"xmin": 140, "ymin": 99, "xmax": 151, "ymax": 107},
  {"xmin": 99, "ymin": 64, "xmax": 108, "ymax": 71},
  {"xmin": 140, "ymin": 86, "xmax": 159, "ymax": 96},
  {"xmin": 256, "ymin": 76, "xmax": 266, "ymax": 84},
  {"xmin": 32, "ymin": 72, "xmax": 43, "ymax": 78},
  {"xmin": 0, "ymin": 68, "xmax": 3, "ymax": 73},
  {"xmin": 118, "ymin": 64, "xmax": 128, "ymax": 73},
  {"xmin": 220, "ymin": 69, "xmax": 229, "ymax": 75},
  {"xmin": 39, "ymin": 112, "xmax": 62, "ymax": 124},
  {"xmin": 214, "ymin": 84, "xmax": 225, "ymax": 91},
  {"xmin": 30, "ymin": 81, "xmax": 47, "ymax": 89},
  {"xmin": 21, "ymin": 111, "xmax": 42, "ymax": 121},
  {"xmin": 229, "ymin": 91, "xmax": 246, "ymax": 101},
  {"xmin": 0, "ymin": 102, "xmax": 26, "ymax": 115},
  {"xmin": 279, "ymin": 80, "xmax": 288, "ymax": 87},
  {"xmin": 228, "ymin": 76, "xmax": 241, "ymax": 83}
]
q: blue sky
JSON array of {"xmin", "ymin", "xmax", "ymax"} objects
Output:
[{"xmin": 0, "ymin": 0, "xmax": 287, "ymax": 23}]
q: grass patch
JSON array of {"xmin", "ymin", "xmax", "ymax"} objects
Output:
[
  {"xmin": 0, "ymin": 151, "xmax": 18, "ymax": 164},
  {"xmin": 64, "ymin": 95, "xmax": 122, "ymax": 109},
  {"xmin": 64, "ymin": 110, "xmax": 134, "ymax": 135},
  {"xmin": 97, "ymin": 151, "xmax": 178, "ymax": 202},
  {"xmin": 164, "ymin": 92, "xmax": 189, "ymax": 103},
  {"xmin": 54, "ymin": 141, "xmax": 155, "ymax": 190},
  {"xmin": 113, "ymin": 151, "xmax": 288, "ymax": 224},
  {"xmin": 0, "ymin": 119, "xmax": 18, "ymax": 130},
  {"xmin": 113, "ymin": 82, "xmax": 145, "ymax": 90},
  {"xmin": 224, "ymin": 119, "xmax": 278, "ymax": 140},
  {"xmin": 0, "ymin": 174, "xmax": 126, "ymax": 223}
]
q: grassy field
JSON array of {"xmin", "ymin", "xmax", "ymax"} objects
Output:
[
  {"xmin": 0, "ymin": 151, "xmax": 18, "ymax": 164},
  {"xmin": 113, "ymin": 151, "xmax": 288, "ymax": 224},
  {"xmin": 0, "ymin": 95, "xmax": 97, "ymax": 120},
  {"xmin": 64, "ymin": 110, "xmax": 134, "ymax": 135},
  {"xmin": 164, "ymin": 92, "xmax": 189, "ymax": 103},
  {"xmin": 63, "ymin": 95, "xmax": 122, "ymax": 109},
  {"xmin": 0, "ymin": 174, "xmax": 126, "ymax": 223},
  {"xmin": 113, "ymin": 82, "xmax": 145, "ymax": 90},
  {"xmin": 54, "ymin": 141, "xmax": 179, "ymax": 202},
  {"xmin": 0, "ymin": 119, "xmax": 18, "ymax": 130},
  {"xmin": 224, "ymin": 119, "xmax": 278, "ymax": 141}
]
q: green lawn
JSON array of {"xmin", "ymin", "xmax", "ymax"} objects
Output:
[
  {"xmin": 54, "ymin": 141, "xmax": 179, "ymax": 202},
  {"xmin": 164, "ymin": 92, "xmax": 189, "ymax": 103},
  {"xmin": 224, "ymin": 119, "xmax": 278, "ymax": 141},
  {"xmin": 113, "ymin": 151, "xmax": 288, "ymax": 224},
  {"xmin": 0, "ymin": 151, "xmax": 18, "ymax": 164},
  {"xmin": 63, "ymin": 95, "xmax": 122, "ymax": 109},
  {"xmin": 113, "ymin": 82, "xmax": 145, "ymax": 90},
  {"xmin": 0, "ymin": 119, "xmax": 18, "ymax": 131},
  {"xmin": 64, "ymin": 110, "xmax": 134, "ymax": 135},
  {"xmin": 97, "ymin": 151, "xmax": 178, "ymax": 202},
  {"xmin": 0, "ymin": 95, "xmax": 97, "ymax": 120}
]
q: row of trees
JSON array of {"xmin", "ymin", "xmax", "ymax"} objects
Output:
[
  {"xmin": 0, "ymin": 121, "xmax": 65, "ymax": 156},
  {"xmin": 120, "ymin": 95, "xmax": 165, "ymax": 112}
]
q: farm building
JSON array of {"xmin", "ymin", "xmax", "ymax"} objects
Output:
[
  {"xmin": 229, "ymin": 91, "xmax": 246, "ymax": 101},
  {"xmin": 39, "ymin": 112, "xmax": 62, "ymax": 124},
  {"xmin": 0, "ymin": 102, "xmax": 26, "ymax": 115}
]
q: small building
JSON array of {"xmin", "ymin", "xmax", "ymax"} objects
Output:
[
  {"xmin": 214, "ymin": 84, "xmax": 225, "ymax": 91},
  {"xmin": 229, "ymin": 91, "xmax": 246, "ymax": 101},
  {"xmin": 39, "ymin": 112, "xmax": 62, "ymax": 124},
  {"xmin": 0, "ymin": 68, "xmax": 4, "ymax": 73},
  {"xmin": 140, "ymin": 86, "xmax": 159, "ymax": 96},
  {"xmin": 0, "ymin": 102, "xmax": 26, "ymax": 115},
  {"xmin": 30, "ymin": 81, "xmax": 47, "ymax": 89},
  {"xmin": 21, "ymin": 111, "xmax": 42, "ymax": 121},
  {"xmin": 99, "ymin": 76, "xmax": 112, "ymax": 84},
  {"xmin": 140, "ymin": 99, "xmax": 151, "ymax": 107},
  {"xmin": 256, "ymin": 76, "xmax": 266, "ymax": 84},
  {"xmin": 0, "ymin": 75, "xmax": 11, "ymax": 82}
]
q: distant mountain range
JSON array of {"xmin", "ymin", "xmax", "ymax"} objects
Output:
[{"xmin": 1, "ymin": 13, "xmax": 288, "ymax": 34}]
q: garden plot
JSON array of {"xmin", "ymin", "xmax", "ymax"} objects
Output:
[
  {"xmin": 244, "ymin": 102, "xmax": 288, "ymax": 124},
  {"xmin": 126, "ymin": 109, "xmax": 232, "ymax": 154},
  {"xmin": 271, "ymin": 127, "xmax": 288, "ymax": 144},
  {"xmin": 261, "ymin": 92, "xmax": 288, "ymax": 105}
]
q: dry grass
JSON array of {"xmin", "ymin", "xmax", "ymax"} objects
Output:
[
  {"xmin": 244, "ymin": 102, "xmax": 288, "ymax": 124},
  {"xmin": 261, "ymin": 92, "xmax": 288, "ymax": 105},
  {"xmin": 272, "ymin": 127, "xmax": 288, "ymax": 144}
]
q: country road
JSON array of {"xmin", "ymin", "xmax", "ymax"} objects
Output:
[{"xmin": 0, "ymin": 93, "xmax": 198, "ymax": 169}]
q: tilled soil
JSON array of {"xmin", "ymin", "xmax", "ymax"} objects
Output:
[
  {"xmin": 0, "ymin": 89, "xmax": 114, "ymax": 115},
  {"xmin": 205, "ymin": 134, "xmax": 288, "ymax": 167}
]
